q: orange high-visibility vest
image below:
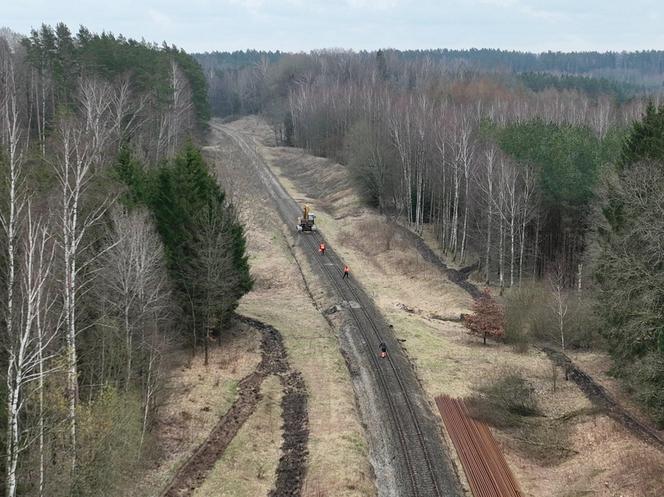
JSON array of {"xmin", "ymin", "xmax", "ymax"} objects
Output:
[
  {"xmin": 344, "ymin": 266, "xmax": 349, "ymax": 272},
  {"xmin": 320, "ymin": 243, "xmax": 325, "ymax": 250}
]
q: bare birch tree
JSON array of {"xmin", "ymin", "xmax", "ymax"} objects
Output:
[
  {"xmin": 549, "ymin": 261, "xmax": 569, "ymax": 378},
  {"xmin": 98, "ymin": 209, "xmax": 169, "ymax": 390},
  {"xmin": 53, "ymin": 103, "xmax": 113, "ymax": 483},
  {"xmin": 4, "ymin": 212, "xmax": 55, "ymax": 497}
]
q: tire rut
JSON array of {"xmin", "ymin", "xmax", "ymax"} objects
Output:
[{"xmin": 160, "ymin": 317, "xmax": 309, "ymax": 497}]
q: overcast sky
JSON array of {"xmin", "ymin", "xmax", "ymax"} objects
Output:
[{"xmin": 3, "ymin": 0, "xmax": 664, "ymax": 53}]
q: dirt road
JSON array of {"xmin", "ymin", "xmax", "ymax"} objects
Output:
[{"xmin": 210, "ymin": 120, "xmax": 463, "ymax": 497}]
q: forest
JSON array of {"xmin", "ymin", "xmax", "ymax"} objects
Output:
[
  {"xmin": 0, "ymin": 24, "xmax": 250, "ymax": 496},
  {"xmin": 199, "ymin": 48, "xmax": 664, "ymax": 426}
]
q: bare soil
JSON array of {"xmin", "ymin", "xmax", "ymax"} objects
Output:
[
  {"xmin": 192, "ymin": 374, "xmax": 283, "ymax": 497},
  {"xmin": 544, "ymin": 346, "xmax": 664, "ymax": 449},
  {"xmin": 239, "ymin": 316, "xmax": 310, "ymax": 497}
]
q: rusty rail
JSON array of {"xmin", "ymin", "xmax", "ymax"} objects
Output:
[{"xmin": 436, "ymin": 396, "xmax": 523, "ymax": 497}]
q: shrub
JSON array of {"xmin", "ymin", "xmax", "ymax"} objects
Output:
[
  {"xmin": 463, "ymin": 289, "xmax": 505, "ymax": 344},
  {"xmin": 503, "ymin": 284, "xmax": 547, "ymax": 351},
  {"xmin": 503, "ymin": 282, "xmax": 601, "ymax": 351},
  {"xmin": 565, "ymin": 296, "xmax": 603, "ymax": 349},
  {"xmin": 469, "ymin": 370, "xmax": 540, "ymax": 428},
  {"xmin": 75, "ymin": 387, "xmax": 145, "ymax": 496},
  {"xmin": 469, "ymin": 370, "xmax": 576, "ymax": 465}
]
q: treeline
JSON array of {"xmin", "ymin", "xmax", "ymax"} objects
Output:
[
  {"xmin": 195, "ymin": 49, "xmax": 283, "ymax": 72},
  {"xmin": 395, "ymin": 49, "xmax": 664, "ymax": 85},
  {"xmin": 594, "ymin": 104, "xmax": 664, "ymax": 424},
  {"xmin": 197, "ymin": 48, "xmax": 664, "ymax": 79},
  {"xmin": 0, "ymin": 24, "xmax": 250, "ymax": 497},
  {"xmin": 22, "ymin": 23, "xmax": 208, "ymax": 162},
  {"xmin": 517, "ymin": 72, "xmax": 642, "ymax": 102},
  {"xmin": 203, "ymin": 50, "xmax": 642, "ymax": 285}
]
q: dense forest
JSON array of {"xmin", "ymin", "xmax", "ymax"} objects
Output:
[
  {"xmin": 0, "ymin": 24, "xmax": 249, "ymax": 497},
  {"xmin": 195, "ymin": 48, "xmax": 664, "ymax": 79},
  {"xmin": 200, "ymin": 48, "xmax": 664, "ymax": 425}
]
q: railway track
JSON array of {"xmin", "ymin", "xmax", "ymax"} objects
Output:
[
  {"xmin": 212, "ymin": 121, "xmax": 463, "ymax": 497},
  {"xmin": 303, "ymin": 231, "xmax": 441, "ymax": 497}
]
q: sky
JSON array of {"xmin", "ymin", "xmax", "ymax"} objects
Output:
[{"xmin": 3, "ymin": 0, "xmax": 664, "ymax": 54}]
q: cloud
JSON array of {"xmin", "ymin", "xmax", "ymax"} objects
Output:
[
  {"xmin": 147, "ymin": 9, "xmax": 174, "ymax": 29},
  {"xmin": 345, "ymin": 0, "xmax": 401, "ymax": 10},
  {"xmin": 520, "ymin": 5, "xmax": 566, "ymax": 22},
  {"xmin": 475, "ymin": 0, "xmax": 565, "ymax": 23},
  {"xmin": 226, "ymin": 0, "xmax": 265, "ymax": 8},
  {"xmin": 476, "ymin": 0, "xmax": 518, "ymax": 7}
]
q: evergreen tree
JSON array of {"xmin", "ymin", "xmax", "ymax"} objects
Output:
[
  {"xmin": 116, "ymin": 143, "xmax": 252, "ymax": 343},
  {"xmin": 595, "ymin": 107, "xmax": 664, "ymax": 426},
  {"xmin": 620, "ymin": 102, "xmax": 664, "ymax": 167}
]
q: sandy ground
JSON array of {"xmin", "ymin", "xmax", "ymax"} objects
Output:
[
  {"xmin": 129, "ymin": 325, "xmax": 262, "ymax": 497},
  {"xmin": 205, "ymin": 122, "xmax": 376, "ymax": 497},
  {"xmin": 223, "ymin": 115, "xmax": 664, "ymax": 497}
]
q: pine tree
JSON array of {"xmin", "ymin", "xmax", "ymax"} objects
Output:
[{"xmin": 620, "ymin": 102, "xmax": 664, "ymax": 167}]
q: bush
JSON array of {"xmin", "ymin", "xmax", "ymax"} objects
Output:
[
  {"xmin": 503, "ymin": 284, "xmax": 548, "ymax": 351},
  {"xmin": 565, "ymin": 297, "xmax": 603, "ymax": 349},
  {"xmin": 75, "ymin": 387, "xmax": 145, "ymax": 496},
  {"xmin": 469, "ymin": 369, "xmax": 577, "ymax": 465},
  {"xmin": 469, "ymin": 370, "xmax": 540, "ymax": 428},
  {"xmin": 503, "ymin": 283, "xmax": 601, "ymax": 351},
  {"xmin": 463, "ymin": 289, "xmax": 505, "ymax": 344}
]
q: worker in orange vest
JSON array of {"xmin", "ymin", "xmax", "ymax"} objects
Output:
[
  {"xmin": 319, "ymin": 242, "xmax": 326, "ymax": 255},
  {"xmin": 379, "ymin": 342, "xmax": 387, "ymax": 358},
  {"xmin": 343, "ymin": 265, "xmax": 350, "ymax": 279}
]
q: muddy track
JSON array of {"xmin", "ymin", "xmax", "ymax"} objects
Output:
[
  {"xmin": 542, "ymin": 346, "xmax": 664, "ymax": 451},
  {"xmin": 213, "ymin": 121, "xmax": 463, "ymax": 497},
  {"xmin": 236, "ymin": 315, "xmax": 310, "ymax": 497},
  {"xmin": 160, "ymin": 317, "xmax": 308, "ymax": 497}
]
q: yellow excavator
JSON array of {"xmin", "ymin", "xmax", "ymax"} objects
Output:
[{"xmin": 297, "ymin": 204, "xmax": 316, "ymax": 232}]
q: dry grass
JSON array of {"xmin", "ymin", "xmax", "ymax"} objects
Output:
[
  {"xmin": 129, "ymin": 326, "xmax": 262, "ymax": 497},
  {"xmin": 239, "ymin": 231, "xmax": 375, "ymax": 497},
  {"xmin": 245, "ymin": 115, "xmax": 664, "ymax": 497},
  {"xmin": 208, "ymin": 118, "xmax": 376, "ymax": 497},
  {"xmin": 193, "ymin": 375, "xmax": 283, "ymax": 497},
  {"xmin": 570, "ymin": 351, "xmax": 664, "ymax": 436}
]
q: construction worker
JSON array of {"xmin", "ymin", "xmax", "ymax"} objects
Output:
[
  {"xmin": 379, "ymin": 342, "xmax": 388, "ymax": 359},
  {"xmin": 343, "ymin": 265, "xmax": 350, "ymax": 279},
  {"xmin": 319, "ymin": 242, "xmax": 326, "ymax": 255}
]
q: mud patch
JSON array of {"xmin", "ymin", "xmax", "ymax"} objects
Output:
[
  {"xmin": 270, "ymin": 370, "xmax": 308, "ymax": 497},
  {"xmin": 160, "ymin": 316, "xmax": 309, "ymax": 497}
]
